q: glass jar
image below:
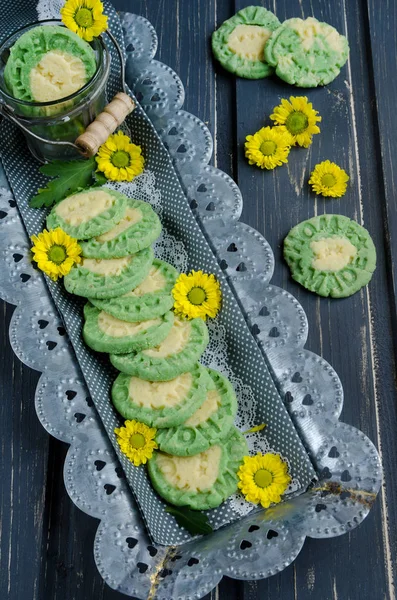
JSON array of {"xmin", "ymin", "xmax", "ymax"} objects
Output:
[{"xmin": 0, "ymin": 20, "xmax": 111, "ymax": 162}]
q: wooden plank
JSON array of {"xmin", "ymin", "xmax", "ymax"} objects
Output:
[
  {"xmin": 366, "ymin": 0, "xmax": 397, "ymax": 321},
  {"xmin": 365, "ymin": 0, "xmax": 397, "ymax": 594},
  {"xmin": 233, "ymin": 0, "xmax": 397, "ymax": 599},
  {"xmin": 0, "ymin": 303, "xmax": 47, "ymax": 600}
]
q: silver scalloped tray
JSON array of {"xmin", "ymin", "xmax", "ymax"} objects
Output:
[{"xmin": 0, "ymin": 6, "xmax": 382, "ymax": 599}]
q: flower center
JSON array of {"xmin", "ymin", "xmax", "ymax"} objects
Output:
[
  {"xmin": 254, "ymin": 468, "xmax": 273, "ymax": 488},
  {"xmin": 187, "ymin": 287, "xmax": 206, "ymax": 305},
  {"xmin": 111, "ymin": 150, "xmax": 131, "ymax": 168},
  {"xmin": 75, "ymin": 7, "xmax": 94, "ymax": 28},
  {"xmin": 285, "ymin": 111, "xmax": 309, "ymax": 135},
  {"xmin": 321, "ymin": 173, "xmax": 337, "ymax": 188},
  {"xmin": 259, "ymin": 140, "xmax": 277, "ymax": 156},
  {"xmin": 47, "ymin": 245, "xmax": 67, "ymax": 265},
  {"xmin": 129, "ymin": 433, "xmax": 146, "ymax": 449}
]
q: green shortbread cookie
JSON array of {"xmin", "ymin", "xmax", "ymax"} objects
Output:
[
  {"xmin": 89, "ymin": 258, "xmax": 179, "ymax": 322},
  {"xmin": 80, "ymin": 199, "xmax": 162, "ymax": 259},
  {"xmin": 83, "ymin": 302, "xmax": 174, "ymax": 354},
  {"xmin": 111, "ymin": 363, "xmax": 212, "ymax": 428},
  {"xmin": 155, "ymin": 368, "xmax": 238, "ymax": 456},
  {"xmin": 4, "ymin": 25, "xmax": 96, "ymax": 103},
  {"xmin": 284, "ymin": 214, "xmax": 376, "ymax": 298},
  {"xmin": 264, "ymin": 17, "xmax": 349, "ymax": 87},
  {"xmin": 64, "ymin": 246, "xmax": 154, "ymax": 299},
  {"xmin": 110, "ymin": 315, "xmax": 209, "ymax": 381},
  {"xmin": 88, "ymin": 259, "xmax": 179, "ymax": 322},
  {"xmin": 46, "ymin": 187, "xmax": 127, "ymax": 240},
  {"xmin": 148, "ymin": 427, "xmax": 248, "ymax": 510},
  {"xmin": 212, "ymin": 6, "xmax": 280, "ymax": 79}
]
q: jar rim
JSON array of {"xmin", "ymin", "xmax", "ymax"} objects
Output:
[{"xmin": 0, "ymin": 19, "xmax": 109, "ymax": 109}]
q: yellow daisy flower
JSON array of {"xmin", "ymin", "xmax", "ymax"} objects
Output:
[
  {"xmin": 172, "ymin": 270, "xmax": 222, "ymax": 320},
  {"xmin": 237, "ymin": 452, "xmax": 291, "ymax": 508},
  {"xmin": 114, "ymin": 420, "xmax": 158, "ymax": 466},
  {"xmin": 270, "ymin": 96, "xmax": 321, "ymax": 148},
  {"xmin": 96, "ymin": 131, "xmax": 145, "ymax": 182},
  {"xmin": 61, "ymin": 0, "xmax": 108, "ymax": 42},
  {"xmin": 245, "ymin": 126, "xmax": 292, "ymax": 170},
  {"xmin": 31, "ymin": 227, "xmax": 82, "ymax": 281},
  {"xmin": 309, "ymin": 160, "xmax": 349, "ymax": 198}
]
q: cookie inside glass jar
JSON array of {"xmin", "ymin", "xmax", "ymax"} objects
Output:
[{"xmin": 4, "ymin": 25, "xmax": 96, "ymax": 103}]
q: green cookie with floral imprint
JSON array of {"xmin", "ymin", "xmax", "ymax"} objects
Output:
[
  {"xmin": 110, "ymin": 315, "xmax": 209, "ymax": 381},
  {"xmin": 155, "ymin": 368, "xmax": 238, "ymax": 456},
  {"xmin": 46, "ymin": 187, "xmax": 127, "ymax": 240},
  {"xmin": 80, "ymin": 198, "xmax": 162, "ymax": 258},
  {"xmin": 88, "ymin": 259, "xmax": 178, "ymax": 321},
  {"xmin": 264, "ymin": 17, "xmax": 349, "ymax": 87},
  {"xmin": 83, "ymin": 302, "xmax": 174, "ymax": 354},
  {"xmin": 212, "ymin": 6, "xmax": 281, "ymax": 79},
  {"xmin": 64, "ymin": 246, "xmax": 154, "ymax": 299},
  {"xmin": 284, "ymin": 214, "xmax": 376, "ymax": 298},
  {"xmin": 111, "ymin": 363, "xmax": 212, "ymax": 428},
  {"xmin": 148, "ymin": 427, "xmax": 248, "ymax": 510}
]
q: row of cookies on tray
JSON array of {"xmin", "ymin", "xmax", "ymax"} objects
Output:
[{"xmin": 47, "ymin": 186, "xmax": 248, "ymax": 510}]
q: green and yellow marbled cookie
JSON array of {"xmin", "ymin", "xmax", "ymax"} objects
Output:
[
  {"xmin": 110, "ymin": 315, "xmax": 209, "ymax": 381},
  {"xmin": 46, "ymin": 187, "xmax": 127, "ymax": 240},
  {"xmin": 284, "ymin": 214, "xmax": 376, "ymax": 298},
  {"xmin": 64, "ymin": 247, "xmax": 154, "ymax": 299},
  {"xmin": 212, "ymin": 6, "xmax": 281, "ymax": 79},
  {"xmin": 155, "ymin": 368, "xmax": 238, "ymax": 456},
  {"xmin": 83, "ymin": 303, "xmax": 174, "ymax": 354},
  {"xmin": 4, "ymin": 25, "xmax": 96, "ymax": 103},
  {"xmin": 264, "ymin": 17, "xmax": 349, "ymax": 87},
  {"xmin": 111, "ymin": 363, "xmax": 211, "ymax": 428},
  {"xmin": 80, "ymin": 199, "xmax": 162, "ymax": 258},
  {"xmin": 148, "ymin": 427, "xmax": 248, "ymax": 510},
  {"xmin": 89, "ymin": 259, "xmax": 178, "ymax": 322}
]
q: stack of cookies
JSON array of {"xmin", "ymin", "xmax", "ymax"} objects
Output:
[{"xmin": 47, "ymin": 186, "xmax": 248, "ymax": 510}]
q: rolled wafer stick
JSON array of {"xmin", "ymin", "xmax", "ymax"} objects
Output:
[{"xmin": 75, "ymin": 92, "xmax": 136, "ymax": 157}]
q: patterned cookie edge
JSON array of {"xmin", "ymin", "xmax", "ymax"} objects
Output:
[
  {"xmin": 212, "ymin": 5, "xmax": 281, "ymax": 79},
  {"xmin": 80, "ymin": 198, "xmax": 162, "ymax": 258},
  {"xmin": 46, "ymin": 187, "xmax": 128, "ymax": 240},
  {"xmin": 148, "ymin": 427, "xmax": 248, "ymax": 510},
  {"xmin": 155, "ymin": 368, "xmax": 238, "ymax": 455},
  {"xmin": 110, "ymin": 317, "xmax": 209, "ymax": 380},
  {"xmin": 111, "ymin": 363, "xmax": 212, "ymax": 428}
]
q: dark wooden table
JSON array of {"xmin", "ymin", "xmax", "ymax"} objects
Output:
[{"xmin": 1, "ymin": 1, "xmax": 397, "ymax": 599}]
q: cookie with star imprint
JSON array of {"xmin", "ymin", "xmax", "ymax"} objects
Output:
[
  {"xmin": 148, "ymin": 427, "xmax": 248, "ymax": 510},
  {"xmin": 283, "ymin": 214, "xmax": 376, "ymax": 298},
  {"xmin": 110, "ymin": 315, "xmax": 209, "ymax": 380},
  {"xmin": 212, "ymin": 6, "xmax": 281, "ymax": 79}
]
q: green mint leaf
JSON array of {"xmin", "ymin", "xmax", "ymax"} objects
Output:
[
  {"xmin": 165, "ymin": 505, "xmax": 213, "ymax": 536},
  {"xmin": 29, "ymin": 157, "xmax": 97, "ymax": 208},
  {"xmin": 93, "ymin": 170, "xmax": 108, "ymax": 186}
]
